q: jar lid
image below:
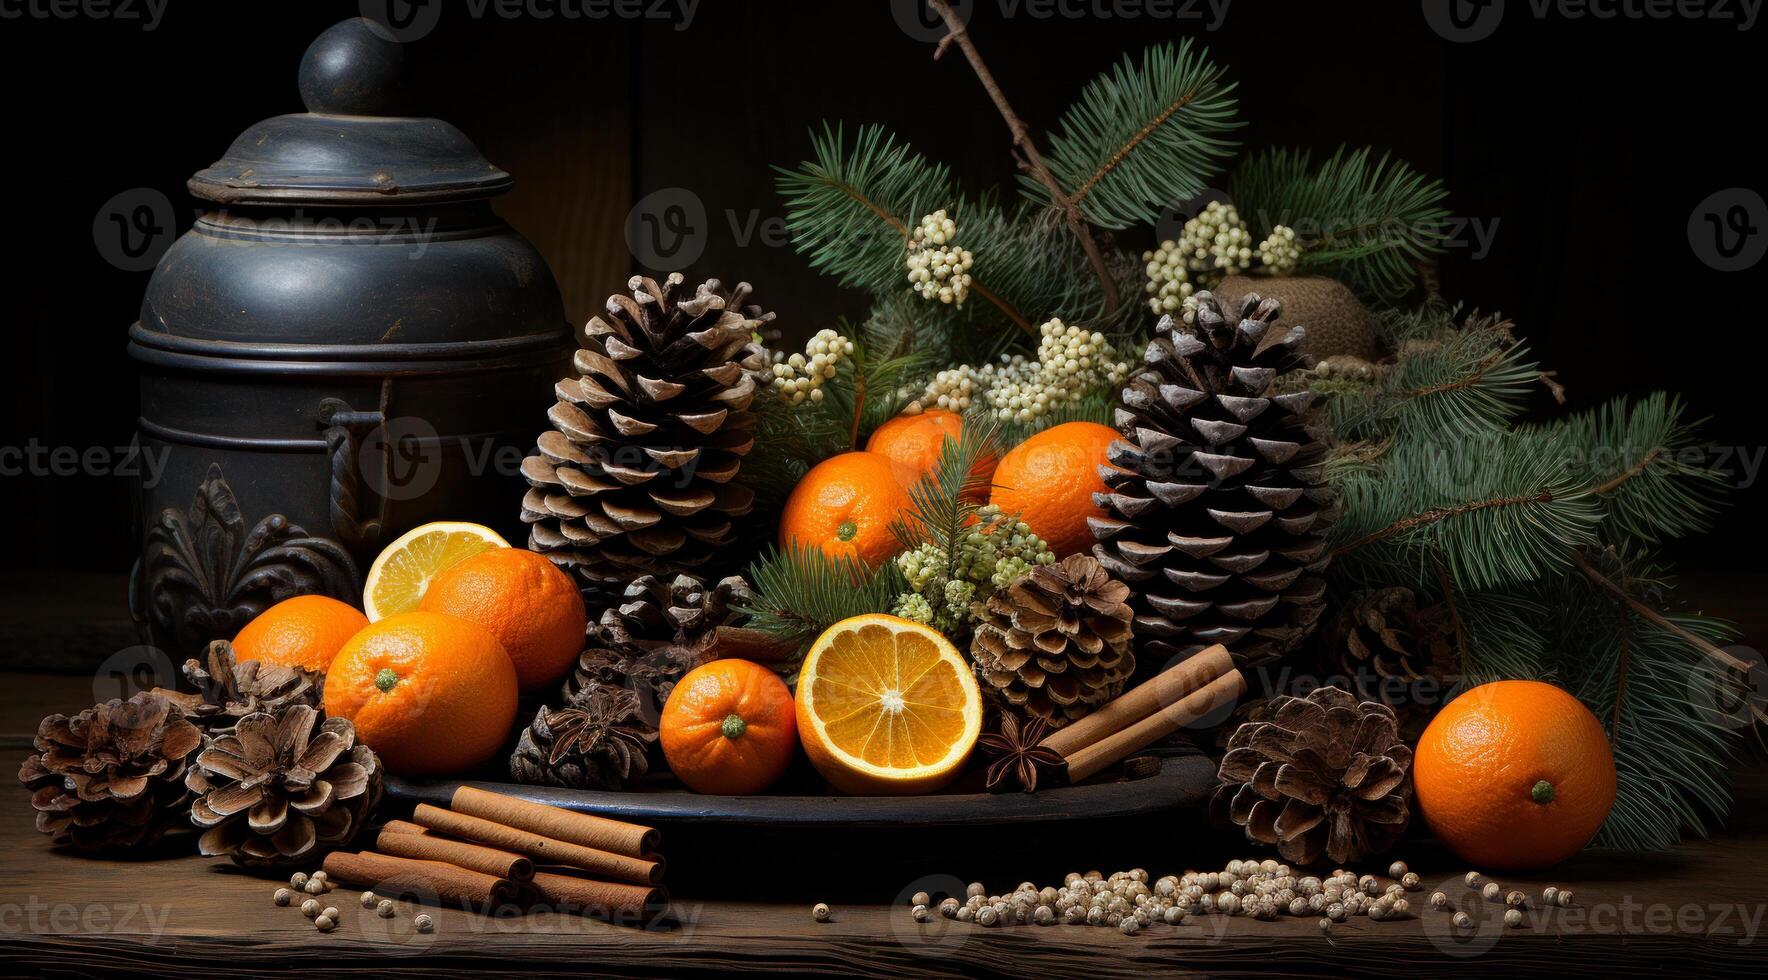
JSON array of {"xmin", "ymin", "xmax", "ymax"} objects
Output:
[{"xmin": 188, "ymin": 18, "xmax": 512, "ymax": 206}]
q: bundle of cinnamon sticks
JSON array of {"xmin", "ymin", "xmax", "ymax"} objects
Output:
[
  {"xmin": 323, "ymin": 786, "xmax": 666, "ymax": 923},
  {"xmin": 1045, "ymin": 644, "xmax": 1246, "ymax": 783}
]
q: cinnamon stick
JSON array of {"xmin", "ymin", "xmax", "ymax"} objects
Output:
[
  {"xmin": 413, "ymin": 804, "xmax": 663, "ymax": 885},
  {"xmin": 528, "ymin": 871, "xmax": 666, "ymax": 921},
  {"xmin": 1042, "ymin": 644, "xmax": 1234, "ymax": 760},
  {"xmin": 1062, "ymin": 668, "xmax": 1248, "ymax": 783},
  {"xmin": 379, "ymin": 819, "xmax": 431, "ymax": 837},
  {"xmin": 376, "ymin": 826, "xmax": 534, "ymax": 882},
  {"xmin": 450, "ymin": 785, "xmax": 658, "ymax": 858},
  {"xmin": 322, "ymin": 850, "xmax": 515, "ymax": 908}
]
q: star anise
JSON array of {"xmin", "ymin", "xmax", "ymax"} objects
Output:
[
  {"xmin": 545, "ymin": 687, "xmax": 656, "ymax": 769},
  {"xmin": 978, "ymin": 713, "xmax": 1065, "ymax": 793}
]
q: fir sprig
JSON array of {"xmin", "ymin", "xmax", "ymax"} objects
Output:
[
  {"xmin": 1031, "ymin": 39, "xmax": 1243, "ymax": 230},
  {"xmin": 1232, "ymin": 146, "xmax": 1450, "ymax": 299},
  {"xmin": 736, "ymin": 544, "xmax": 906, "ymax": 660}
]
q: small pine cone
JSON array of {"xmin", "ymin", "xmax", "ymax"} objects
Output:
[
  {"xmin": 520, "ymin": 275, "xmax": 771, "ymax": 606},
  {"xmin": 18, "ymin": 693, "xmax": 204, "ymax": 851},
  {"xmin": 969, "ymin": 554, "xmax": 1135, "ymax": 727},
  {"xmin": 1091, "ymin": 293, "xmax": 1335, "ymax": 667},
  {"xmin": 156, "ymin": 639, "xmax": 322, "ymax": 734},
  {"xmin": 186, "ymin": 704, "xmax": 382, "ymax": 868},
  {"xmin": 1210, "ymin": 687, "xmax": 1412, "ymax": 866},
  {"xmin": 511, "ymin": 686, "xmax": 658, "ymax": 791},
  {"xmin": 1328, "ymin": 587, "xmax": 1460, "ymax": 698},
  {"xmin": 562, "ymin": 573, "xmax": 755, "ymax": 720}
]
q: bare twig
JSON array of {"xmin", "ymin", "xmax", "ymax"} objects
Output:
[
  {"xmin": 925, "ymin": 0, "xmax": 1121, "ymax": 316},
  {"xmin": 1572, "ymin": 553, "xmax": 1762, "ymax": 700}
]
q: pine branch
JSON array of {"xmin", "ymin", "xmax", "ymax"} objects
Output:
[
  {"xmin": 1232, "ymin": 146, "xmax": 1449, "ymax": 300},
  {"xmin": 925, "ymin": 0, "xmax": 1121, "ymax": 315},
  {"xmin": 737, "ymin": 544, "xmax": 907, "ymax": 659},
  {"xmin": 1326, "ymin": 312, "xmax": 1537, "ymax": 442},
  {"xmin": 1035, "ymin": 40, "xmax": 1241, "ymax": 231}
]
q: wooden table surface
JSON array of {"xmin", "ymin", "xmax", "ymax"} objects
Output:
[{"xmin": 3, "ymin": 572, "xmax": 1766, "ymax": 977}]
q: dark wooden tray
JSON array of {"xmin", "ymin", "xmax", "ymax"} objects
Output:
[{"xmin": 383, "ymin": 753, "xmax": 1215, "ymax": 828}]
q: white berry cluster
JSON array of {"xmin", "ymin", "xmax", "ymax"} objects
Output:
[
  {"xmin": 1257, "ymin": 224, "xmax": 1301, "ymax": 276},
  {"xmin": 906, "ymin": 209, "xmax": 974, "ymax": 306},
  {"xmin": 939, "ymin": 860, "xmax": 1423, "ymax": 933},
  {"xmin": 985, "ymin": 319, "xmax": 1130, "ymax": 423},
  {"xmin": 918, "ymin": 364, "xmax": 987, "ymax": 413},
  {"xmin": 768, "ymin": 328, "xmax": 854, "ymax": 405},
  {"xmin": 891, "ymin": 508, "xmax": 1054, "ymax": 632},
  {"xmin": 1177, "ymin": 200, "xmax": 1253, "ymax": 279},
  {"xmin": 1140, "ymin": 239, "xmax": 1194, "ymax": 315}
]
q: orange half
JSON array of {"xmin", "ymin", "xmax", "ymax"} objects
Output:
[{"xmin": 795, "ymin": 614, "xmax": 982, "ymax": 795}]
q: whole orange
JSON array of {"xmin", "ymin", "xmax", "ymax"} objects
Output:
[
  {"xmin": 231, "ymin": 594, "xmax": 369, "ymax": 673},
  {"xmin": 417, "ymin": 548, "xmax": 587, "ymax": 692},
  {"xmin": 778, "ymin": 451, "xmax": 916, "ymax": 568},
  {"xmin": 989, "ymin": 421, "xmax": 1124, "ymax": 556},
  {"xmin": 659, "ymin": 659, "xmax": 797, "ymax": 795},
  {"xmin": 1414, "ymin": 680, "xmax": 1617, "ymax": 870},
  {"xmin": 323, "ymin": 611, "xmax": 518, "ymax": 776},
  {"xmin": 865, "ymin": 409, "xmax": 997, "ymax": 492}
]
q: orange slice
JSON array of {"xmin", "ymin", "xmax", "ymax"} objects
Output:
[
  {"xmin": 363, "ymin": 521, "xmax": 509, "ymax": 622},
  {"xmin": 795, "ymin": 614, "xmax": 982, "ymax": 795}
]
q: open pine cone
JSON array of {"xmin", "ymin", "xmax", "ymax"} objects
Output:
[
  {"xmin": 1091, "ymin": 293, "xmax": 1335, "ymax": 667},
  {"xmin": 1210, "ymin": 687, "xmax": 1411, "ymax": 865},
  {"xmin": 156, "ymin": 639, "xmax": 321, "ymax": 734},
  {"xmin": 562, "ymin": 573, "xmax": 758, "ymax": 721},
  {"xmin": 970, "ymin": 554, "xmax": 1135, "ymax": 728},
  {"xmin": 521, "ymin": 275, "xmax": 771, "ymax": 605},
  {"xmin": 186, "ymin": 703, "xmax": 382, "ymax": 868},
  {"xmin": 510, "ymin": 685, "xmax": 657, "ymax": 791},
  {"xmin": 17, "ymin": 692, "xmax": 204, "ymax": 850},
  {"xmin": 1328, "ymin": 587, "xmax": 1460, "ymax": 697}
]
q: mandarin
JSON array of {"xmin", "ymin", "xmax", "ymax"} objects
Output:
[
  {"xmin": 231, "ymin": 594, "xmax": 368, "ymax": 673},
  {"xmin": 989, "ymin": 421, "xmax": 1124, "ymax": 556},
  {"xmin": 418, "ymin": 547, "xmax": 587, "ymax": 692},
  {"xmin": 778, "ymin": 451, "xmax": 916, "ymax": 568}
]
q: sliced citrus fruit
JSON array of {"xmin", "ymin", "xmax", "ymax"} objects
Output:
[
  {"xmin": 363, "ymin": 521, "xmax": 509, "ymax": 622},
  {"xmin": 795, "ymin": 613, "xmax": 982, "ymax": 795}
]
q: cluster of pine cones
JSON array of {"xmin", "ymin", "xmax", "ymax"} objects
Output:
[{"xmin": 18, "ymin": 641, "xmax": 382, "ymax": 865}]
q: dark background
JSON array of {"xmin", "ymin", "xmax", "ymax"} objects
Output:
[{"xmin": 2, "ymin": 0, "xmax": 1762, "ymax": 590}]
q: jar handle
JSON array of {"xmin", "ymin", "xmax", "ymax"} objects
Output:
[{"xmin": 318, "ymin": 384, "xmax": 390, "ymax": 550}]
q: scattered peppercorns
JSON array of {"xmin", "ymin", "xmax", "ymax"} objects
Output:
[
  {"xmin": 314, "ymin": 914, "xmax": 336, "ymax": 932},
  {"xmin": 1464, "ymin": 872, "xmax": 1482, "ymax": 887},
  {"xmin": 1430, "ymin": 891, "xmax": 1450, "ymax": 911},
  {"xmin": 1453, "ymin": 911, "xmax": 1473, "ymax": 930},
  {"xmin": 377, "ymin": 899, "xmax": 396, "ymax": 919},
  {"xmin": 1400, "ymin": 872, "xmax": 1421, "ymax": 891},
  {"xmin": 1482, "ymin": 882, "xmax": 1503, "ymax": 902},
  {"xmin": 290, "ymin": 872, "xmax": 308, "ymax": 890},
  {"xmin": 1388, "ymin": 861, "xmax": 1408, "ymax": 879},
  {"xmin": 1542, "ymin": 886, "xmax": 1559, "ymax": 906},
  {"xmin": 1504, "ymin": 908, "xmax": 1525, "ymax": 928},
  {"xmin": 300, "ymin": 899, "xmax": 320, "ymax": 919},
  {"xmin": 1505, "ymin": 890, "xmax": 1527, "ymax": 909},
  {"xmin": 322, "ymin": 906, "xmax": 340, "ymax": 922},
  {"xmin": 273, "ymin": 888, "xmax": 293, "ymax": 907},
  {"xmin": 1557, "ymin": 890, "xmax": 1576, "ymax": 908},
  {"xmin": 910, "ymin": 891, "xmax": 931, "ymax": 907},
  {"xmin": 360, "ymin": 891, "xmax": 379, "ymax": 909},
  {"xmin": 912, "ymin": 904, "xmax": 932, "ymax": 923},
  {"xmin": 414, "ymin": 913, "xmax": 435, "ymax": 934},
  {"xmin": 812, "ymin": 903, "xmax": 832, "ymax": 923}
]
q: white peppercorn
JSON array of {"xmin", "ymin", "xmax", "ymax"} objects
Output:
[
  {"xmin": 1557, "ymin": 890, "xmax": 1576, "ymax": 908},
  {"xmin": 956, "ymin": 907, "xmax": 975, "ymax": 923},
  {"xmin": 1453, "ymin": 911, "xmax": 1473, "ymax": 930},
  {"xmin": 414, "ymin": 913, "xmax": 434, "ymax": 934},
  {"xmin": 377, "ymin": 899, "xmax": 395, "ymax": 919},
  {"xmin": 1163, "ymin": 906, "xmax": 1186, "ymax": 925},
  {"xmin": 300, "ymin": 899, "xmax": 320, "ymax": 919},
  {"xmin": 1430, "ymin": 891, "xmax": 1449, "ymax": 910},
  {"xmin": 1464, "ymin": 871, "xmax": 1482, "ymax": 887},
  {"xmin": 1401, "ymin": 872, "xmax": 1421, "ymax": 891},
  {"xmin": 314, "ymin": 914, "xmax": 335, "ymax": 932},
  {"xmin": 322, "ymin": 906, "xmax": 339, "ymax": 921},
  {"xmin": 976, "ymin": 906, "xmax": 998, "ymax": 927},
  {"xmin": 912, "ymin": 904, "xmax": 932, "ymax": 923},
  {"xmin": 939, "ymin": 898, "xmax": 959, "ymax": 918},
  {"xmin": 273, "ymin": 888, "xmax": 293, "ymax": 907},
  {"xmin": 1034, "ymin": 905, "xmax": 1054, "ymax": 926},
  {"xmin": 1505, "ymin": 908, "xmax": 1525, "ymax": 928},
  {"xmin": 289, "ymin": 872, "xmax": 308, "ymax": 889},
  {"xmin": 1505, "ymin": 890, "xmax": 1527, "ymax": 908},
  {"xmin": 1388, "ymin": 861, "xmax": 1408, "ymax": 879},
  {"xmin": 1119, "ymin": 916, "xmax": 1139, "ymax": 935},
  {"xmin": 910, "ymin": 891, "xmax": 931, "ymax": 907},
  {"xmin": 304, "ymin": 879, "xmax": 325, "ymax": 895},
  {"xmin": 966, "ymin": 882, "xmax": 986, "ymax": 899},
  {"xmin": 1482, "ymin": 882, "xmax": 1502, "ymax": 901},
  {"xmin": 812, "ymin": 903, "xmax": 832, "ymax": 923},
  {"xmin": 359, "ymin": 891, "xmax": 378, "ymax": 909},
  {"xmin": 1542, "ymin": 886, "xmax": 1559, "ymax": 906},
  {"xmin": 1318, "ymin": 917, "xmax": 1332, "ymax": 935}
]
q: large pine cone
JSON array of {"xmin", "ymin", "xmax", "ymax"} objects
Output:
[
  {"xmin": 521, "ymin": 275, "xmax": 771, "ymax": 605},
  {"xmin": 1091, "ymin": 292, "xmax": 1335, "ymax": 667},
  {"xmin": 17, "ymin": 692, "xmax": 204, "ymax": 850},
  {"xmin": 510, "ymin": 685, "xmax": 657, "ymax": 791},
  {"xmin": 1210, "ymin": 687, "xmax": 1411, "ymax": 865},
  {"xmin": 562, "ymin": 573, "xmax": 756, "ymax": 722},
  {"xmin": 970, "ymin": 554, "xmax": 1136, "ymax": 727},
  {"xmin": 156, "ymin": 639, "xmax": 322, "ymax": 734},
  {"xmin": 187, "ymin": 704, "xmax": 382, "ymax": 868}
]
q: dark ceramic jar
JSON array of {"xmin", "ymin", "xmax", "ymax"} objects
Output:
[{"xmin": 129, "ymin": 19, "xmax": 571, "ymax": 657}]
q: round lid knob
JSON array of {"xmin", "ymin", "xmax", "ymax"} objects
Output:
[{"xmin": 297, "ymin": 17, "xmax": 405, "ymax": 115}]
